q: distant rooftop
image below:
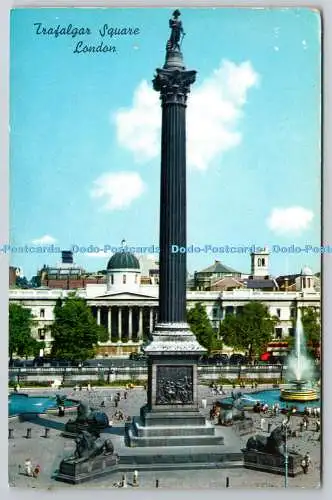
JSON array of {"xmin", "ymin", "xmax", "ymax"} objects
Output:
[{"xmin": 198, "ymin": 260, "xmax": 242, "ymax": 275}]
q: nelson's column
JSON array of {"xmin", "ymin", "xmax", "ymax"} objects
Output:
[{"xmin": 127, "ymin": 10, "xmax": 223, "ymax": 447}]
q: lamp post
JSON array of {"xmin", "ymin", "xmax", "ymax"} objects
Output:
[{"xmin": 284, "ymin": 424, "xmax": 289, "ymax": 487}]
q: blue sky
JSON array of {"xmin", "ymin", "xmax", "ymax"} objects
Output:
[{"xmin": 9, "ymin": 7, "xmax": 321, "ymax": 279}]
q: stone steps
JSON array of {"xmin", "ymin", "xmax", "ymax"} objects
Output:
[
  {"xmin": 126, "ymin": 426, "xmax": 224, "ymax": 447},
  {"xmin": 133, "ymin": 419, "xmax": 215, "ymax": 437}
]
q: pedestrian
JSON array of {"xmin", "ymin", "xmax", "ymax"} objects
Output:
[
  {"xmin": 301, "ymin": 452, "xmax": 311, "ymax": 474},
  {"xmin": 24, "ymin": 458, "xmax": 33, "ymax": 477},
  {"xmin": 124, "ymin": 391, "xmax": 128, "ymax": 400},
  {"xmin": 260, "ymin": 417, "xmax": 266, "ymax": 431},
  {"xmin": 87, "ymin": 383, "xmax": 91, "ymax": 392},
  {"xmin": 33, "ymin": 464, "xmax": 41, "ymax": 478},
  {"xmin": 316, "ymin": 419, "xmax": 320, "ymax": 432}
]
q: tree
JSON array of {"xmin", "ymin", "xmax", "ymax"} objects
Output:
[
  {"xmin": 15, "ymin": 276, "xmax": 30, "ymax": 289},
  {"xmin": 51, "ymin": 294, "xmax": 108, "ymax": 361},
  {"xmin": 9, "ymin": 303, "xmax": 40, "ymax": 360},
  {"xmin": 301, "ymin": 307, "xmax": 321, "ymax": 347},
  {"xmin": 187, "ymin": 303, "xmax": 217, "ymax": 354},
  {"xmin": 219, "ymin": 302, "xmax": 276, "ymax": 359}
]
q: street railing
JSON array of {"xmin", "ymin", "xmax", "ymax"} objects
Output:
[{"xmin": 9, "ymin": 364, "xmax": 286, "ymax": 375}]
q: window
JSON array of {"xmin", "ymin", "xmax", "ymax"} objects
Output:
[
  {"xmin": 258, "ymin": 258, "xmax": 262, "ymax": 266},
  {"xmin": 261, "ymin": 258, "xmax": 265, "ymax": 267},
  {"xmin": 111, "ymin": 274, "xmax": 114, "ymax": 285},
  {"xmin": 40, "ymin": 308, "xmax": 45, "ymax": 318},
  {"xmin": 275, "ymin": 327, "xmax": 283, "ymax": 339},
  {"xmin": 123, "ymin": 274, "xmax": 127, "ymax": 284},
  {"xmin": 288, "ymin": 327, "xmax": 295, "ymax": 337},
  {"xmin": 135, "ymin": 274, "xmax": 138, "ymax": 284},
  {"xmin": 38, "ymin": 328, "xmax": 45, "ymax": 340},
  {"xmin": 225, "ymin": 306, "xmax": 234, "ymax": 315},
  {"xmin": 276, "ymin": 308, "xmax": 281, "ymax": 318},
  {"xmin": 290, "ymin": 308, "xmax": 295, "ymax": 318},
  {"xmin": 212, "ymin": 308, "xmax": 218, "ymax": 319}
]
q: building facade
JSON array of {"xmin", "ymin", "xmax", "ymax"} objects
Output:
[{"xmin": 9, "ymin": 251, "xmax": 320, "ymax": 357}]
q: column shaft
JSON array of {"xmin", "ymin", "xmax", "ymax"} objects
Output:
[
  {"xmin": 118, "ymin": 307, "xmax": 122, "ymax": 342},
  {"xmin": 108, "ymin": 308, "xmax": 111, "ymax": 339},
  {"xmin": 149, "ymin": 308, "xmax": 153, "ymax": 333},
  {"xmin": 97, "ymin": 307, "xmax": 101, "ymax": 326},
  {"xmin": 128, "ymin": 307, "xmax": 133, "ymax": 341},
  {"xmin": 158, "ymin": 103, "xmax": 187, "ymax": 323},
  {"xmin": 138, "ymin": 308, "xmax": 143, "ymax": 339}
]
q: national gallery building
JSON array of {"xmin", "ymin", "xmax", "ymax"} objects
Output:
[{"xmin": 9, "ymin": 249, "xmax": 320, "ymax": 357}]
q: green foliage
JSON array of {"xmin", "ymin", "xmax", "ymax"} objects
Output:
[
  {"xmin": 219, "ymin": 302, "xmax": 276, "ymax": 358},
  {"xmin": 187, "ymin": 303, "xmax": 217, "ymax": 354},
  {"xmin": 301, "ymin": 307, "xmax": 321, "ymax": 346},
  {"xmin": 9, "ymin": 303, "xmax": 40, "ymax": 359},
  {"xmin": 51, "ymin": 294, "xmax": 108, "ymax": 362}
]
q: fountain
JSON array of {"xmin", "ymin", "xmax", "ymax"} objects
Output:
[
  {"xmin": 8, "ymin": 392, "xmax": 78, "ymax": 417},
  {"xmin": 218, "ymin": 309, "xmax": 319, "ymax": 411},
  {"xmin": 280, "ymin": 309, "xmax": 319, "ymax": 402}
]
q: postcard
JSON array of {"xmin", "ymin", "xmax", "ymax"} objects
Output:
[{"xmin": 8, "ymin": 7, "xmax": 321, "ymax": 489}]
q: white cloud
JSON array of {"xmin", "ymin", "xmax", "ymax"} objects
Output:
[
  {"xmin": 187, "ymin": 60, "xmax": 259, "ymax": 170},
  {"xmin": 267, "ymin": 206, "xmax": 314, "ymax": 235},
  {"xmin": 90, "ymin": 171, "xmax": 146, "ymax": 210},
  {"xmin": 114, "ymin": 81, "xmax": 160, "ymax": 163},
  {"xmin": 113, "ymin": 60, "xmax": 259, "ymax": 171},
  {"xmin": 32, "ymin": 235, "xmax": 57, "ymax": 245}
]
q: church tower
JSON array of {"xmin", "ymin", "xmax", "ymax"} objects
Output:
[{"xmin": 250, "ymin": 247, "xmax": 270, "ymax": 277}]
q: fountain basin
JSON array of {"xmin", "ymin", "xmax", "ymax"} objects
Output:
[
  {"xmin": 280, "ymin": 379, "xmax": 319, "ymax": 402},
  {"xmin": 8, "ymin": 393, "xmax": 78, "ymax": 417},
  {"xmin": 280, "ymin": 388, "xmax": 318, "ymax": 402},
  {"xmin": 220, "ymin": 388, "xmax": 320, "ymax": 412}
]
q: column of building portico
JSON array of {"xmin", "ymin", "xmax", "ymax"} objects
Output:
[
  {"xmin": 128, "ymin": 307, "xmax": 133, "ymax": 342},
  {"xmin": 96, "ymin": 307, "xmax": 101, "ymax": 326},
  {"xmin": 138, "ymin": 308, "xmax": 143, "ymax": 341},
  {"xmin": 117, "ymin": 307, "xmax": 122, "ymax": 343},
  {"xmin": 149, "ymin": 307, "xmax": 153, "ymax": 333},
  {"xmin": 108, "ymin": 307, "xmax": 112, "ymax": 341}
]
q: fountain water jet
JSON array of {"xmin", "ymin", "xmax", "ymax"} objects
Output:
[{"xmin": 280, "ymin": 309, "xmax": 319, "ymax": 402}]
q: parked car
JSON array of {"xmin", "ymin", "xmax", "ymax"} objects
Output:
[
  {"xmin": 129, "ymin": 352, "xmax": 147, "ymax": 361},
  {"xmin": 229, "ymin": 354, "xmax": 248, "ymax": 365},
  {"xmin": 213, "ymin": 353, "xmax": 229, "ymax": 365}
]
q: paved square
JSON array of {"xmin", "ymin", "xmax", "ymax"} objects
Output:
[{"xmin": 8, "ymin": 386, "xmax": 321, "ymax": 489}]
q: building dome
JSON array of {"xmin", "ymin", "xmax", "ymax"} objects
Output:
[
  {"xmin": 301, "ymin": 266, "xmax": 313, "ymax": 276},
  {"xmin": 107, "ymin": 251, "xmax": 140, "ymax": 271}
]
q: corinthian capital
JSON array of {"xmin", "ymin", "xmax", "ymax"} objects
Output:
[{"xmin": 153, "ymin": 68, "xmax": 197, "ymax": 106}]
